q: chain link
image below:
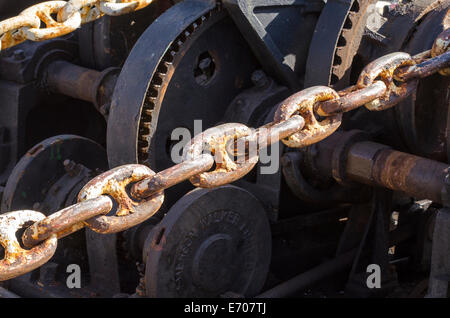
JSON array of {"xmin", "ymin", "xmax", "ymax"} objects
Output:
[
  {"xmin": 0, "ymin": 28, "xmax": 448, "ymax": 281},
  {"xmin": 0, "ymin": 0, "xmax": 154, "ymax": 51}
]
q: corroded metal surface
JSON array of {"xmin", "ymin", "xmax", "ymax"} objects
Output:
[
  {"xmin": 22, "ymin": 196, "xmax": 113, "ymax": 247},
  {"xmin": 132, "ymin": 154, "xmax": 214, "ymax": 199},
  {"xmin": 274, "ymin": 86, "xmax": 342, "ymax": 148},
  {"xmin": 183, "ymin": 123, "xmax": 259, "ymax": 188},
  {"xmin": 0, "ymin": 0, "xmax": 154, "ymax": 51},
  {"xmin": 357, "ymin": 52, "xmax": 417, "ymax": 111},
  {"xmin": 316, "ymin": 81, "xmax": 387, "ymax": 116},
  {"xmin": 0, "ymin": 4, "xmax": 448, "ymax": 288},
  {"xmin": 432, "ymin": 27, "xmax": 450, "ymax": 75},
  {"xmin": 78, "ymin": 164, "xmax": 164, "ymax": 234},
  {"xmin": 0, "ymin": 210, "xmax": 57, "ymax": 281}
]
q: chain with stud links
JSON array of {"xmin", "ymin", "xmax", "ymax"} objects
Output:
[
  {"xmin": 0, "ymin": 0, "xmax": 154, "ymax": 51},
  {"xmin": 0, "ymin": 28, "xmax": 449, "ymax": 281}
]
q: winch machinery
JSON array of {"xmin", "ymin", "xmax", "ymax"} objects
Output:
[{"xmin": 0, "ymin": 0, "xmax": 449, "ymax": 298}]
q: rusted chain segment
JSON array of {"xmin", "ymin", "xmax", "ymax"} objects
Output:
[
  {"xmin": 0, "ymin": 211, "xmax": 58, "ymax": 281},
  {"xmin": 0, "ymin": 15, "xmax": 40, "ymax": 50},
  {"xmin": 131, "ymin": 154, "xmax": 215, "ymax": 199},
  {"xmin": 22, "ymin": 196, "xmax": 113, "ymax": 248},
  {"xmin": 394, "ymin": 51, "xmax": 450, "ymax": 81},
  {"xmin": 432, "ymin": 28, "xmax": 450, "ymax": 76},
  {"xmin": 0, "ymin": 30, "xmax": 448, "ymax": 281},
  {"xmin": 233, "ymin": 115, "xmax": 306, "ymax": 154},
  {"xmin": 357, "ymin": 52, "xmax": 417, "ymax": 111},
  {"xmin": 274, "ymin": 86, "xmax": 342, "ymax": 148},
  {"xmin": 20, "ymin": 1, "xmax": 82, "ymax": 42},
  {"xmin": 183, "ymin": 123, "xmax": 259, "ymax": 188},
  {"xmin": 78, "ymin": 164, "xmax": 164, "ymax": 234},
  {"xmin": 0, "ymin": 0, "xmax": 154, "ymax": 51},
  {"xmin": 316, "ymin": 81, "xmax": 387, "ymax": 116}
]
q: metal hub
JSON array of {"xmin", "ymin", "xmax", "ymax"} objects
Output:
[
  {"xmin": 1, "ymin": 135, "xmax": 107, "ymax": 213},
  {"xmin": 144, "ymin": 185, "xmax": 271, "ymax": 297}
]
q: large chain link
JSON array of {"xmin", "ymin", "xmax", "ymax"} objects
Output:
[
  {"xmin": 0, "ymin": 28, "xmax": 449, "ymax": 281},
  {"xmin": 0, "ymin": 0, "xmax": 154, "ymax": 51}
]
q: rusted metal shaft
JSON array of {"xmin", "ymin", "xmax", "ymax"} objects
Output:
[
  {"xmin": 45, "ymin": 60, "xmax": 119, "ymax": 114},
  {"xmin": 346, "ymin": 141, "xmax": 448, "ymax": 203},
  {"xmin": 394, "ymin": 51, "xmax": 450, "ymax": 81},
  {"xmin": 307, "ymin": 131, "xmax": 448, "ymax": 203}
]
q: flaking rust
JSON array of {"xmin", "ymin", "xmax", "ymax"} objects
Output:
[
  {"xmin": 0, "ymin": 210, "xmax": 57, "ymax": 281},
  {"xmin": 274, "ymin": 86, "xmax": 342, "ymax": 148},
  {"xmin": 357, "ymin": 52, "xmax": 417, "ymax": 111},
  {"xmin": 77, "ymin": 164, "xmax": 164, "ymax": 234},
  {"xmin": 432, "ymin": 28, "xmax": 450, "ymax": 75},
  {"xmin": 183, "ymin": 123, "xmax": 259, "ymax": 188}
]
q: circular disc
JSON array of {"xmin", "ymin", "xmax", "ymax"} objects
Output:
[
  {"xmin": 1, "ymin": 135, "xmax": 107, "ymax": 213},
  {"xmin": 145, "ymin": 185, "xmax": 271, "ymax": 298}
]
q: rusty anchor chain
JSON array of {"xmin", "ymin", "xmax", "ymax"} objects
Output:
[
  {"xmin": 0, "ymin": 0, "xmax": 154, "ymax": 51},
  {"xmin": 0, "ymin": 28, "xmax": 449, "ymax": 281}
]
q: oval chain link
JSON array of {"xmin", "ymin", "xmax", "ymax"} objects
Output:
[
  {"xmin": 0, "ymin": 211, "xmax": 57, "ymax": 281},
  {"xmin": 0, "ymin": 0, "xmax": 154, "ymax": 51},
  {"xmin": 0, "ymin": 28, "xmax": 448, "ymax": 281}
]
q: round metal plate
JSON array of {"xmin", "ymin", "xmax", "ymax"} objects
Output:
[
  {"xmin": 144, "ymin": 185, "xmax": 271, "ymax": 297},
  {"xmin": 1, "ymin": 135, "xmax": 107, "ymax": 213}
]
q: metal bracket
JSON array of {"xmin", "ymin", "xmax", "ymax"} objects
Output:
[{"xmin": 223, "ymin": 0, "xmax": 324, "ymax": 90}]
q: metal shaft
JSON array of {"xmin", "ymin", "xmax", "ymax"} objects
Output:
[
  {"xmin": 45, "ymin": 60, "xmax": 119, "ymax": 113},
  {"xmin": 346, "ymin": 141, "xmax": 448, "ymax": 203}
]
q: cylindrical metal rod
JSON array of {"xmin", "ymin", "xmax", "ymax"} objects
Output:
[
  {"xmin": 308, "ymin": 131, "xmax": 448, "ymax": 203},
  {"xmin": 45, "ymin": 60, "xmax": 119, "ymax": 113},
  {"xmin": 346, "ymin": 141, "xmax": 448, "ymax": 203},
  {"xmin": 46, "ymin": 60, "xmax": 100, "ymax": 103},
  {"xmin": 256, "ymin": 250, "xmax": 357, "ymax": 298}
]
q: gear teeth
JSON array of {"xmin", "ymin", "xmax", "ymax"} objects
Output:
[
  {"xmin": 329, "ymin": 0, "xmax": 373, "ymax": 87},
  {"xmin": 142, "ymin": 108, "xmax": 153, "ymax": 116},
  {"xmin": 136, "ymin": 6, "xmax": 219, "ymax": 162},
  {"xmin": 140, "ymin": 121, "xmax": 151, "ymax": 129}
]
